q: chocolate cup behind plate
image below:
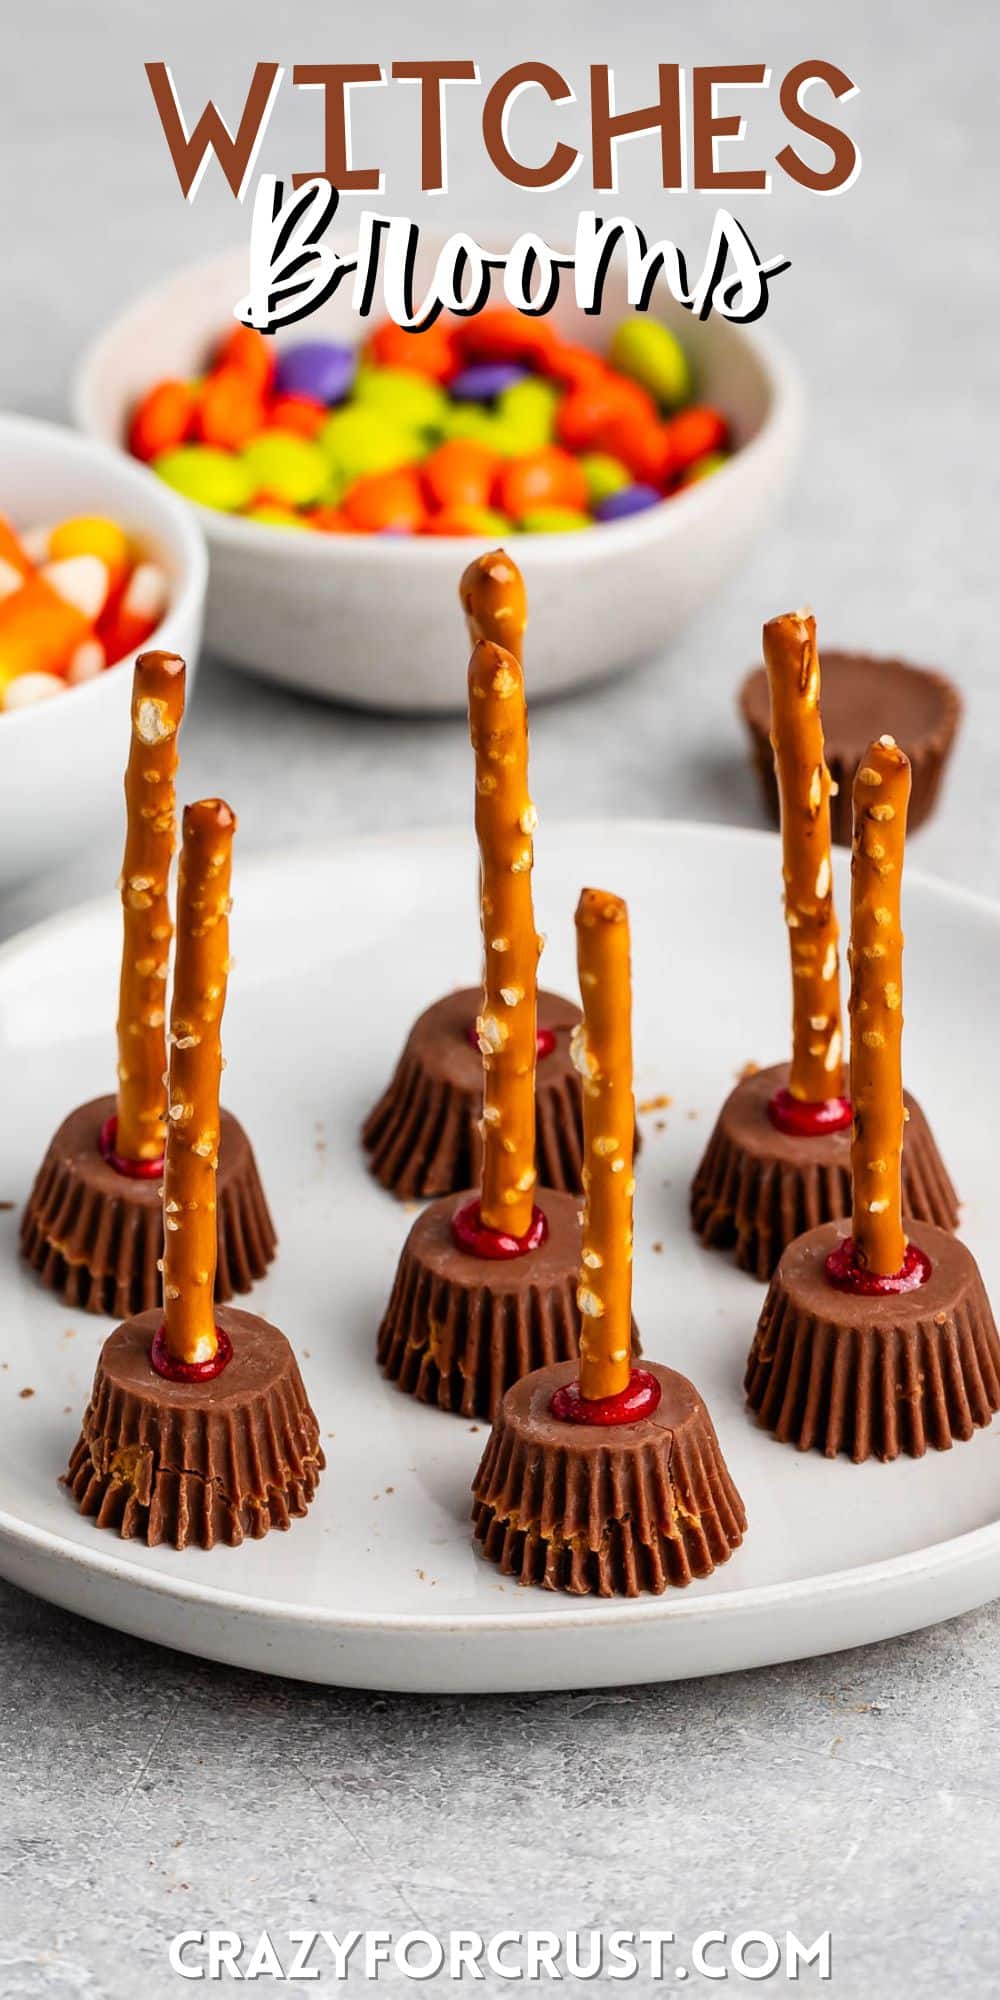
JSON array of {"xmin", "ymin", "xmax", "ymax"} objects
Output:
[
  {"xmin": 20, "ymin": 1094, "xmax": 276, "ymax": 1318},
  {"xmin": 472, "ymin": 1358, "xmax": 746, "ymax": 1596},
  {"xmin": 64, "ymin": 1305, "xmax": 323, "ymax": 1548},
  {"xmin": 690, "ymin": 1061, "xmax": 958, "ymax": 1282},
  {"xmin": 740, "ymin": 652, "xmax": 961, "ymax": 845},
  {"xmin": 362, "ymin": 987, "xmax": 591, "ymax": 1201},
  {"xmin": 376, "ymin": 1186, "xmax": 609, "ymax": 1421},
  {"xmin": 745, "ymin": 1219, "xmax": 1000, "ymax": 1462}
]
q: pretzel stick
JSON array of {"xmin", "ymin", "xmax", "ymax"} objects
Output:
[
  {"xmin": 161, "ymin": 800, "xmax": 236, "ymax": 1365},
  {"xmin": 460, "ymin": 549, "xmax": 527, "ymax": 663},
  {"xmin": 115, "ymin": 652, "xmax": 186, "ymax": 1162},
  {"xmin": 849, "ymin": 737, "xmax": 911, "ymax": 1275},
  {"xmin": 763, "ymin": 611, "xmax": 845, "ymax": 1102},
  {"xmin": 574, "ymin": 889, "xmax": 635, "ymax": 1402},
  {"xmin": 468, "ymin": 638, "xmax": 539, "ymax": 1236}
]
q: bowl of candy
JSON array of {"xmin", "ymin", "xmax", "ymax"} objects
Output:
[
  {"xmin": 74, "ymin": 242, "xmax": 801, "ymax": 713},
  {"xmin": 0, "ymin": 413, "xmax": 207, "ymax": 890}
]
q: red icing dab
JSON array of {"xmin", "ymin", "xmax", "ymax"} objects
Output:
[
  {"xmin": 99, "ymin": 1114, "xmax": 164, "ymax": 1181},
  {"xmin": 150, "ymin": 1324, "xmax": 234, "ymax": 1382},
  {"xmin": 465, "ymin": 1021, "xmax": 557, "ymax": 1060},
  {"xmin": 767, "ymin": 1088, "xmax": 853, "ymax": 1138},
  {"xmin": 825, "ymin": 1236, "xmax": 932, "ymax": 1296},
  {"xmin": 550, "ymin": 1367, "xmax": 662, "ymax": 1427},
  {"xmin": 450, "ymin": 1197, "xmax": 548, "ymax": 1261}
]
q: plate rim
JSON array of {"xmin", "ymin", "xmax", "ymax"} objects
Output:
[{"xmin": 3, "ymin": 814, "xmax": 1000, "ymax": 1642}]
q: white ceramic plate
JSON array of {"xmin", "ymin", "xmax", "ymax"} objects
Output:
[{"xmin": 1, "ymin": 820, "xmax": 998, "ymax": 1693}]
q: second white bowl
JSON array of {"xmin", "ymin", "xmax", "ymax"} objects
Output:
[{"xmin": 0, "ymin": 414, "xmax": 207, "ymax": 891}]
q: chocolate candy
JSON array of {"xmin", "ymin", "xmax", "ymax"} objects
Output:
[{"xmin": 135, "ymin": 314, "xmax": 733, "ymax": 534}]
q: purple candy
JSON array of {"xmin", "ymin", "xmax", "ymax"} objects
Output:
[
  {"xmin": 595, "ymin": 484, "xmax": 662, "ymax": 523},
  {"xmin": 449, "ymin": 363, "xmax": 530, "ymax": 402},
  {"xmin": 274, "ymin": 340, "xmax": 355, "ymax": 406}
]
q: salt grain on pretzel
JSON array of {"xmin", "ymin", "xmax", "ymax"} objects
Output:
[
  {"xmin": 115, "ymin": 651, "xmax": 185, "ymax": 1162},
  {"xmin": 764, "ymin": 610, "xmax": 845, "ymax": 1103},
  {"xmin": 161, "ymin": 799, "xmax": 236, "ymax": 1365},
  {"xmin": 573, "ymin": 888, "xmax": 635, "ymax": 1402},
  {"xmin": 849, "ymin": 735, "xmax": 910, "ymax": 1276},
  {"xmin": 460, "ymin": 548, "xmax": 527, "ymax": 663},
  {"xmin": 468, "ymin": 637, "xmax": 539, "ymax": 1237}
]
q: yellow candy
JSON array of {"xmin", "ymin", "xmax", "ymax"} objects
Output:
[{"xmin": 48, "ymin": 515, "xmax": 130, "ymax": 587}]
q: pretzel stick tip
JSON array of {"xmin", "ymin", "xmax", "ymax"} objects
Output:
[
  {"xmin": 763, "ymin": 610, "xmax": 844, "ymax": 1102},
  {"xmin": 573, "ymin": 887, "xmax": 635, "ymax": 1402},
  {"xmin": 460, "ymin": 548, "xmax": 527, "ymax": 663},
  {"xmin": 115, "ymin": 650, "xmax": 187, "ymax": 1162},
  {"xmin": 161, "ymin": 797, "xmax": 237, "ymax": 1366},
  {"xmin": 849, "ymin": 735, "xmax": 911, "ymax": 1275},
  {"xmin": 468, "ymin": 638, "xmax": 540, "ymax": 1237}
]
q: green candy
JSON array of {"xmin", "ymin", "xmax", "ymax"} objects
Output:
[
  {"xmin": 495, "ymin": 378, "xmax": 558, "ymax": 449},
  {"xmin": 517, "ymin": 506, "xmax": 591, "ymax": 533},
  {"xmin": 579, "ymin": 453, "xmax": 631, "ymax": 506},
  {"xmin": 320, "ymin": 408, "xmax": 423, "ymax": 482},
  {"xmin": 352, "ymin": 365, "xmax": 448, "ymax": 430},
  {"xmin": 682, "ymin": 450, "xmax": 729, "ymax": 485},
  {"xmin": 609, "ymin": 318, "xmax": 692, "ymax": 410},
  {"xmin": 448, "ymin": 506, "xmax": 512, "ymax": 534},
  {"xmin": 153, "ymin": 446, "xmax": 254, "ymax": 514},
  {"xmin": 241, "ymin": 431, "xmax": 329, "ymax": 508},
  {"xmin": 439, "ymin": 406, "xmax": 513, "ymax": 453}
]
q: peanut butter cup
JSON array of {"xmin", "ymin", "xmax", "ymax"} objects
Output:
[
  {"xmin": 64, "ymin": 801, "xmax": 320, "ymax": 1548},
  {"xmin": 694, "ymin": 612, "xmax": 956, "ymax": 1281},
  {"xmin": 745, "ymin": 737, "xmax": 999, "ymax": 1462},
  {"xmin": 473, "ymin": 888, "xmax": 745, "ymax": 1594},
  {"xmin": 740, "ymin": 649, "xmax": 961, "ymax": 844},
  {"xmin": 22, "ymin": 652, "xmax": 275, "ymax": 1316}
]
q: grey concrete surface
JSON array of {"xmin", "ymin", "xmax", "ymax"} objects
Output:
[{"xmin": 1, "ymin": 1, "xmax": 997, "ymax": 1992}]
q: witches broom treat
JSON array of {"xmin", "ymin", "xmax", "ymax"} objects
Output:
[
  {"xmin": 740, "ymin": 648, "xmax": 961, "ymax": 845},
  {"xmin": 472, "ymin": 889, "xmax": 745, "ymax": 1596},
  {"xmin": 376, "ymin": 634, "xmax": 585, "ymax": 1420},
  {"xmin": 691, "ymin": 610, "xmax": 957, "ymax": 1281},
  {"xmin": 745, "ymin": 739, "xmax": 1000, "ymax": 1462},
  {"xmin": 64, "ymin": 801, "xmax": 323, "ymax": 1548},
  {"xmin": 21, "ymin": 651, "xmax": 276, "ymax": 1316},
  {"xmin": 362, "ymin": 549, "xmax": 593, "ymax": 1200}
]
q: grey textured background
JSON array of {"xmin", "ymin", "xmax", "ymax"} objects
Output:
[{"xmin": 1, "ymin": 2, "xmax": 997, "ymax": 1992}]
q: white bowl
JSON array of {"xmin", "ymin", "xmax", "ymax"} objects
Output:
[
  {"xmin": 73, "ymin": 242, "xmax": 802, "ymax": 715},
  {"xmin": 0, "ymin": 414, "xmax": 207, "ymax": 891}
]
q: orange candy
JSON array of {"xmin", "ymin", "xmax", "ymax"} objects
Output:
[
  {"xmin": 546, "ymin": 343, "xmax": 608, "ymax": 391},
  {"xmin": 494, "ymin": 447, "xmax": 588, "ymax": 519},
  {"xmin": 0, "ymin": 573, "xmax": 93, "ymax": 682},
  {"xmin": 367, "ymin": 319, "xmax": 460, "ymax": 383},
  {"xmin": 309, "ymin": 506, "xmax": 354, "ymax": 533},
  {"xmin": 589, "ymin": 409, "xmax": 675, "ymax": 488},
  {"xmin": 342, "ymin": 467, "xmax": 426, "ymax": 533},
  {"xmin": 196, "ymin": 368, "xmax": 265, "ymax": 451},
  {"xmin": 215, "ymin": 324, "xmax": 276, "ymax": 393},
  {"xmin": 421, "ymin": 440, "xmax": 499, "ymax": 512},
  {"xmin": 268, "ymin": 395, "xmax": 327, "ymax": 439},
  {"xmin": 459, "ymin": 307, "xmax": 556, "ymax": 366},
  {"xmin": 128, "ymin": 381, "xmax": 198, "ymax": 463},
  {"xmin": 556, "ymin": 377, "xmax": 658, "ymax": 456},
  {"xmin": 97, "ymin": 562, "xmax": 169, "ymax": 665},
  {"xmin": 665, "ymin": 406, "xmax": 728, "ymax": 472}
]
